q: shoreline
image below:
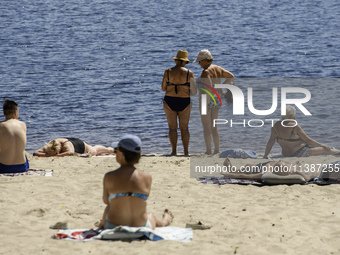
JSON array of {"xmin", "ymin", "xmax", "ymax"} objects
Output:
[{"xmin": 1, "ymin": 154, "xmax": 340, "ymax": 254}]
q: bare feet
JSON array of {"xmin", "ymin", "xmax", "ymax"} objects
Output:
[
  {"xmin": 332, "ymin": 148, "xmax": 340, "ymax": 155},
  {"xmin": 223, "ymin": 158, "xmax": 232, "ymax": 167},
  {"xmin": 205, "ymin": 150, "xmax": 219, "ymax": 155},
  {"xmin": 162, "ymin": 209, "xmax": 174, "ymax": 226},
  {"xmin": 170, "ymin": 150, "xmax": 177, "ymax": 156},
  {"xmin": 94, "ymin": 220, "xmax": 104, "ymax": 229}
]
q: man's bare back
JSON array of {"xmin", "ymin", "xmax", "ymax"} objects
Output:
[
  {"xmin": 0, "ymin": 100, "xmax": 27, "ymax": 167},
  {"xmin": 0, "ymin": 119, "xmax": 27, "ymax": 165}
]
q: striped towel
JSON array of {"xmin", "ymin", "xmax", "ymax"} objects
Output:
[
  {"xmin": 52, "ymin": 226, "xmax": 193, "ymax": 242},
  {"xmin": 0, "ymin": 169, "xmax": 53, "ymax": 177},
  {"xmin": 198, "ymin": 176, "xmax": 262, "ymax": 185}
]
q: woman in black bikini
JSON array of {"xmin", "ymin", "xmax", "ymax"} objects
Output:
[
  {"xmin": 33, "ymin": 137, "xmax": 114, "ymax": 157},
  {"xmin": 263, "ymin": 106, "xmax": 340, "ymax": 158},
  {"xmin": 162, "ymin": 50, "xmax": 196, "ymax": 156}
]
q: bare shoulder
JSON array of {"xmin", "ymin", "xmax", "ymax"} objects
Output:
[
  {"xmin": 273, "ymin": 121, "xmax": 281, "ymax": 129},
  {"xmin": 294, "ymin": 124, "xmax": 304, "ymax": 132},
  {"xmin": 209, "ymin": 64, "xmax": 221, "ymax": 71},
  {"xmin": 103, "ymin": 170, "xmax": 118, "ymax": 185},
  {"xmin": 213, "ymin": 64, "xmax": 222, "ymax": 69},
  {"xmin": 105, "ymin": 168, "xmax": 119, "ymax": 177},
  {"xmin": 19, "ymin": 120, "xmax": 27, "ymax": 129},
  {"xmin": 137, "ymin": 168, "xmax": 151, "ymax": 178},
  {"xmin": 135, "ymin": 169, "xmax": 152, "ymax": 184},
  {"xmin": 0, "ymin": 121, "xmax": 8, "ymax": 127},
  {"xmin": 55, "ymin": 137, "xmax": 68, "ymax": 142},
  {"xmin": 201, "ymin": 69, "xmax": 210, "ymax": 78}
]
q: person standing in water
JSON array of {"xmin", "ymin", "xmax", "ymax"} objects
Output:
[{"xmin": 162, "ymin": 50, "xmax": 196, "ymax": 156}]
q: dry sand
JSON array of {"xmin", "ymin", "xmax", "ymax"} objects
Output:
[{"xmin": 1, "ymin": 153, "xmax": 340, "ymax": 255}]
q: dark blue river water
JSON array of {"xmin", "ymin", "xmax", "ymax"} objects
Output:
[{"xmin": 1, "ymin": 0, "xmax": 339, "ymax": 155}]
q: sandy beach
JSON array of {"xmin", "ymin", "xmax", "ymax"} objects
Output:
[{"xmin": 1, "ymin": 153, "xmax": 340, "ymax": 255}]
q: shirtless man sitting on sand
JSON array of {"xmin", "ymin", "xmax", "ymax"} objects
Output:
[{"xmin": 0, "ymin": 100, "xmax": 29, "ymax": 173}]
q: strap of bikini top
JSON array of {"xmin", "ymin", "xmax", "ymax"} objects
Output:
[
  {"xmin": 274, "ymin": 126, "xmax": 298, "ymax": 141},
  {"xmin": 61, "ymin": 140, "xmax": 69, "ymax": 146},
  {"xmin": 166, "ymin": 69, "xmax": 190, "ymax": 94},
  {"xmin": 167, "ymin": 69, "xmax": 190, "ymax": 84},
  {"xmin": 289, "ymin": 126, "xmax": 296, "ymax": 138}
]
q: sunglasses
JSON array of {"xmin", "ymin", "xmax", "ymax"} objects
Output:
[{"xmin": 114, "ymin": 147, "xmax": 119, "ymax": 153}]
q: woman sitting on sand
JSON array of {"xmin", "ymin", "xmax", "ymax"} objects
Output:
[
  {"xmin": 97, "ymin": 134, "xmax": 173, "ymax": 229},
  {"xmin": 263, "ymin": 105, "xmax": 340, "ymax": 158},
  {"xmin": 33, "ymin": 138, "xmax": 114, "ymax": 157}
]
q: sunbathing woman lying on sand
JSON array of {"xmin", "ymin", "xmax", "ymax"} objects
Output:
[
  {"xmin": 223, "ymin": 158, "xmax": 319, "ymax": 181},
  {"xmin": 33, "ymin": 138, "xmax": 114, "ymax": 157},
  {"xmin": 96, "ymin": 134, "xmax": 173, "ymax": 229}
]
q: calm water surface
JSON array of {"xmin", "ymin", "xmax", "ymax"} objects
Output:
[{"xmin": 1, "ymin": 0, "xmax": 339, "ymax": 155}]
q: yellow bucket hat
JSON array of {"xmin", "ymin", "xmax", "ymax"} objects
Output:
[{"xmin": 173, "ymin": 50, "xmax": 190, "ymax": 63}]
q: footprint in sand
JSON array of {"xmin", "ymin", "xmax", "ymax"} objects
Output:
[{"xmin": 26, "ymin": 208, "xmax": 48, "ymax": 217}]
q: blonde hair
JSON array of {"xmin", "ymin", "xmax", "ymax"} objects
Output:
[
  {"xmin": 45, "ymin": 140, "xmax": 61, "ymax": 155},
  {"xmin": 282, "ymin": 105, "xmax": 296, "ymax": 120}
]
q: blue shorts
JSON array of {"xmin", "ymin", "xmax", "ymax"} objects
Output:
[
  {"xmin": 104, "ymin": 219, "xmax": 153, "ymax": 230},
  {"xmin": 0, "ymin": 157, "xmax": 29, "ymax": 173}
]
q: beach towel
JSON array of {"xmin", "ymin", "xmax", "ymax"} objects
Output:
[
  {"xmin": 52, "ymin": 226, "xmax": 193, "ymax": 242},
  {"xmin": 308, "ymin": 160, "xmax": 340, "ymax": 185},
  {"xmin": 198, "ymin": 164, "xmax": 340, "ymax": 186},
  {"xmin": 219, "ymin": 149, "xmax": 257, "ymax": 159},
  {"xmin": 0, "ymin": 169, "xmax": 53, "ymax": 177},
  {"xmin": 197, "ymin": 176, "xmax": 262, "ymax": 186},
  {"xmin": 92, "ymin": 154, "xmax": 116, "ymax": 158},
  {"xmin": 261, "ymin": 172, "xmax": 306, "ymax": 185},
  {"xmin": 198, "ymin": 175, "xmax": 307, "ymax": 186}
]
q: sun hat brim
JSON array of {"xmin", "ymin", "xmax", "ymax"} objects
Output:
[
  {"xmin": 193, "ymin": 49, "xmax": 213, "ymax": 63},
  {"xmin": 193, "ymin": 56, "xmax": 207, "ymax": 63},
  {"xmin": 193, "ymin": 56, "xmax": 213, "ymax": 63},
  {"xmin": 173, "ymin": 57, "xmax": 190, "ymax": 62}
]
